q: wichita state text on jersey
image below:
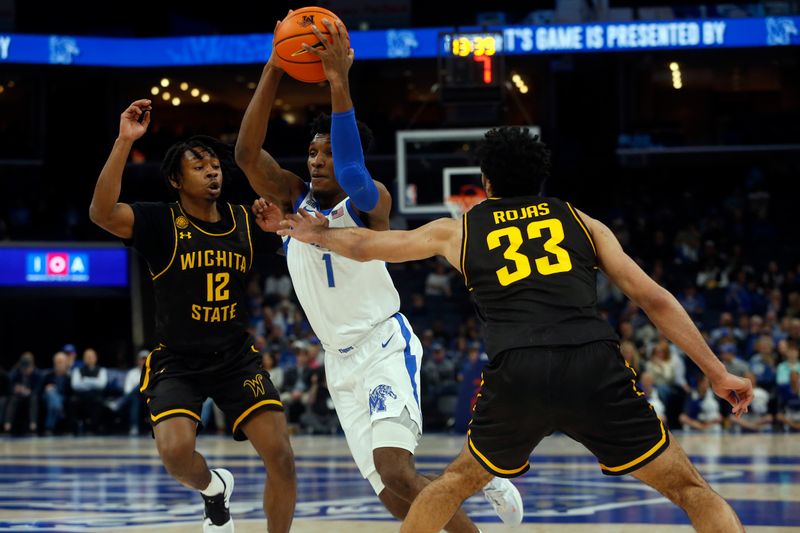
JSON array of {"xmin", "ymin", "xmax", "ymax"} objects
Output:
[
  {"xmin": 462, "ymin": 196, "xmax": 617, "ymax": 358},
  {"xmin": 149, "ymin": 203, "xmax": 253, "ymax": 354}
]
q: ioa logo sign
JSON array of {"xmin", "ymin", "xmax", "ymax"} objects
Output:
[{"xmin": 26, "ymin": 252, "xmax": 90, "ymax": 282}]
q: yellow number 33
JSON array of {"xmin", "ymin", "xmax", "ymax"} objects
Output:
[{"xmin": 486, "ymin": 219, "xmax": 573, "ymax": 286}]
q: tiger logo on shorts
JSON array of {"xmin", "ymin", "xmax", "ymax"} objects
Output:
[{"xmin": 369, "ymin": 384, "xmax": 397, "ymax": 415}]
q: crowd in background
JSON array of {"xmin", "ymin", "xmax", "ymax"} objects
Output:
[{"xmin": 2, "ymin": 179, "xmax": 800, "ymax": 437}]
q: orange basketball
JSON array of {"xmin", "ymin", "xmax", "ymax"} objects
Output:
[{"xmin": 274, "ymin": 7, "xmax": 348, "ymax": 83}]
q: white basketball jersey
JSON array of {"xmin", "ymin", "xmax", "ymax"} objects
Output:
[{"xmin": 283, "ymin": 191, "xmax": 401, "ymax": 352}]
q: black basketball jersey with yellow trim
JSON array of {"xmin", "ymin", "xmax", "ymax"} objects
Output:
[
  {"xmin": 462, "ymin": 196, "xmax": 617, "ymax": 358},
  {"xmin": 151, "ymin": 202, "xmax": 253, "ymax": 355}
]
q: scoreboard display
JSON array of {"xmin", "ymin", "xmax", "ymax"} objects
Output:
[{"xmin": 439, "ymin": 32, "xmax": 504, "ymax": 89}]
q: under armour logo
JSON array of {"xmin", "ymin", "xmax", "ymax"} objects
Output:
[
  {"xmin": 179, "ymin": 231, "xmax": 192, "ymax": 239},
  {"xmin": 243, "ymin": 374, "xmax": 265, "ymax": 398},
  {"xmin": 298, "ymin": 15, "xmax": 315, "ymax": 27}
]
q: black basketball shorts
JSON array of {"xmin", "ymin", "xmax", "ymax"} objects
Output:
[
  {"xmin": 468, "ymin": 340, "xmax": 669, "ymax": 477},
  {"xmin": 139, "ymin": 337, "xmax": 283, "ymax": 441}
]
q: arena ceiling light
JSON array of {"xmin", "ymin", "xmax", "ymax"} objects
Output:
[{"xmin": 670, "ymin": 62, "xmax": 683, "ymax": 90}]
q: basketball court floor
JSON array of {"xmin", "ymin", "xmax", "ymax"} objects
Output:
[{"xmin": 1, "ymin": 431, "xmax": 798, "ymax": 531}]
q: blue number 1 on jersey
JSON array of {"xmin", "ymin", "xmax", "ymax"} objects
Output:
[{"xmin": 322, "ymin": 253, "xmax": 335, "ymax": 287}]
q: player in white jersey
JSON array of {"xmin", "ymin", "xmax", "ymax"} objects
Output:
[{"xmin": 235, "ymin": 14, "xmax": 522, "ymax": 530}]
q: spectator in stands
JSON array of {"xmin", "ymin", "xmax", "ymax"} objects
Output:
[
  {"xmin": 639, "ymin": 372, "xmax": 666, "ymax": 423},
  {"xmin": 301, "ymin": 368, "xmax": 338, "ymax": 434},
  {"xmin": 720, "ymin": 343, "xmax": 749, "ymax": 377},
  {"xmin": 273, "ymin": 297, "xmax": 296, "ymax": 334},
  {"xmin": 306, "ymin": 338, "xmax": 323, "ymax": 368},
  {"xmin": 264, "ymin": 273, "xmax": 293, "ymax": 304},
  {"xmin": 41, "ymin": 351, "xmax": 72, "ymax": 435},
  {"xmin": 709, "ymin": 312, "xmax": 742, "ymax": 348},
  {"xmin": 425, "ymin": 261, "xmax": 452, "ymax": 298},
  {"xmin": 114, "ymin": 350, "xmax": 148, "ymax": 435},
  {"xmin": 286, "ymin": 308, "xmax": 312, "ymax": 339},
  {"xmin": 406, "ymin": 293, "xmax": 430, "ymax": 331},
  {"xmin": 749, "ymin": 336, "xmax": 777, "ymax": 390},
  {"xmin": 70, "ymin": 348, "xmax": 108, "ymax": 434},
  {"xmin": 618, "ymin": 321, "xmax": 636, "ymax": 346},
  {"xmin": 419, "ymin": 342, "xmax": 457, "ymax": 430},
  {"xmin": 282, "ymin": 341, "xmax": 313, "ymax": 424},
  {"xmin": 727, "ymin": 270, "xmax": 756, "ymax": 316},
  {"xmin": 696, "ymin": 255, "xmax": 730, "ymax": 290},
  {"xmin": 262, "ymin": 350, "xmax": 284, "ymax": 391},
  {"xmin": 679, "ymin": 375, "xmax": 722, "ymax": 432},
  {"xmin": 776, "ymin": 370, "xmax": 800, "ymax": 432},
  {"xmin": 3, "ymin": 352, "xmax": 41, "ymax": 434},
  {"xmin": 422, "ymin": 343, "xmax": 457, "ymax": 397},
  {"xmin": 645, "ymin": 340, "xmax": 688, "ymax": 403},
  {"xmin": 62, "ymin": 344, "xmax": 79, "ymax": 370},
  {"xmin": 766, "ymin": 290, "xmax": 783, "ymax": 318},
  {"xmin": 789, "ymin": 318, "xmax": 800, "ymax": 343},
  {"xmin": 776, "ymin": 343, "xmax": 800, "ymax": 386},
  {"xmin": 678, "ymin": 285, "xmax": 706, "ymax": 324},
  {"xmin": 744, "ymin": 314, "xmax": 767, "ymax": 354},
  {"xmin": 729, "ymin": 372, "xmax": 773, "ymax": 433}
]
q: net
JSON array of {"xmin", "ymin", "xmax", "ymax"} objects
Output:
[{"xmin": 445, "ymin": 185, "xmax": 487, "ymax": 219}]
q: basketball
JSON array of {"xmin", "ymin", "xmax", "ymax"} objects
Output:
[{"xmin": 273, "ymin": 7, "xmax": 348, "ymax": 83}]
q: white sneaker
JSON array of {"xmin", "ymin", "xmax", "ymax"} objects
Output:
[
  {"xmin": 202, "ymin": 468, "xmax": 235, "ymax": 532},
  {"xmin": 482, "ymin": 477, "xmax": 523, "ymax": 526}
]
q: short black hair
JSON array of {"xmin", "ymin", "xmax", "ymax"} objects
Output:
[
  {"xmin": 475, "ymin": 127, "xmax": 551, "ymax": 197},
  {"xmin": 310, "ymin": 112, "xmax": 374, "ymax": 153},
  {"xmin": 160, "ymin": 135, "xmax": 233, "ymax": 194}
]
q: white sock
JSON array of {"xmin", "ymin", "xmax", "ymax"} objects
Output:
[
  {"xmin": 200, "ymin": 470, "xmax": 225, "ymax": 496},
  {"xmin": 483, "ymin": 477, "xmax": 499, "ymax": 490}
]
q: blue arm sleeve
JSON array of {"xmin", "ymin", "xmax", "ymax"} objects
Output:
[{"xmin": 331, "ymin": 108, "xmax": 379, "ymax": 211}]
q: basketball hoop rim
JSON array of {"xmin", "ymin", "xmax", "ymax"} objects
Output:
[{"xmin": 445, "ymin": 194, "xmax": 487, "ymax": 219}]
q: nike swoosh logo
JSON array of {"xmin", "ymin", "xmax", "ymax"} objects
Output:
[
  {"xmin": 291, "ymin": 41, "xmax": 326, "ymax": 57},
  {"xmin": 381, "ymin": 333, "xmax": 395, "ymax": 348}
]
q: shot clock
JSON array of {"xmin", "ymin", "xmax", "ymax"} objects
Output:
[{"xmin": 439, "ymin": 32, "xmax": 504, "ymax": 89}]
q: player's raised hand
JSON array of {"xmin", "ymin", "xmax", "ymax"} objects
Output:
[
  {"xmin": 711, "ymin": 371, "xmax": 753, "ymax": 417},
  {"xmin": 119, "ymin": 99, "xmax": 152, "ymax": 142},
  {"xmin": 267, "ymin": 10, "xmax": 293, "ymax": 70},
  {"xmin": 303, "ymin": 18, "xmax": 352, "ymax": 83},
  {"xmin": 252, "ymin": 197, "xmax": 285, "ymax": 233},
  {"xmin": 277, "ymin": 208, "xmax": 330, "ymax": 245}
]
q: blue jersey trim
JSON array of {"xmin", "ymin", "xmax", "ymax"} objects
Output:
[
  {"xmin": 393, "ymin": 313, "xmax": 419, "ymax": 407},
  {"xmin": 293, "ymin": 184, "xmax": 309, "ymax": 214},
  {"xmin": 345, "ymin": 198, "xmax": 367, "ymax": 228},
  {"xmin": 282, "ymin": 236, "xmax": 291, "ymax": 257}
]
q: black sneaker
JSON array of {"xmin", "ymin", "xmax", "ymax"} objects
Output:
[{"xmin": 202, "ymin": 468, "xmax": 235, "ymax": 532}]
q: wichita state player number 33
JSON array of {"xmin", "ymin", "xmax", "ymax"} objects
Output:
[{"xmin": 485, "ymin": 201, "xmax": 574, "ymax": 286}]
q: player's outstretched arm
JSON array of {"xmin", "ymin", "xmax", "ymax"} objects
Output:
[
  {"xmin": 582, "ymin": 210, "xmax": 753, "ymax": 415},
  {"xmin": 304, "ymin": 19, "xmax": 391, "ymax": 227},
  {"xmin": 235, "ymin": 12, "xmax": 305, "ymax": 209},
  {"xmin": 88, "ymin": 99, "xmax": 151, "ymax": 239},
  {"xmin": 278, "ymin": 209, "xmax": 463, "ymax": 268}
]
